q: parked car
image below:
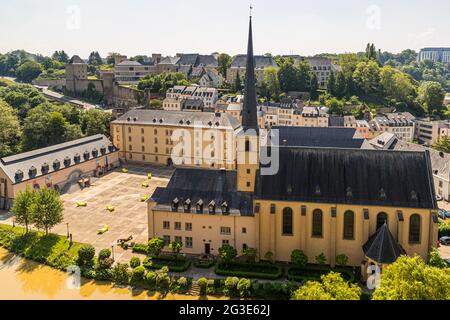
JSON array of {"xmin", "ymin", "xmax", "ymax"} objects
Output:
[
  {"xmin": 446, "ymin": 211, "xmax": 450, "ymax": 219},
  {"xmin": 436, "ymin": 195, "xmax": 443, "ymax": 201},
  {"xmin": 445, "ymin": 259, "xmax": 450, "ymax": 267},
  {"xmin": 440, "ymin": 236, "xmax": 450, "ymax": 245},
  {"xmin": 438, "ymin": 209, "xmax": 447, "ymax": 220}
]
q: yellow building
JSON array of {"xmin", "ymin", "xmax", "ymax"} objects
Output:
[
  {"xmin": 0, "ymin": 135, "xmax": 119, "ymax": 210},
  {"xmin": 147, "ymin": 15, "xmax": 439, "ymax": 273}
]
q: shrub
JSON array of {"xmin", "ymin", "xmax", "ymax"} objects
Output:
[
  {"xmin": 143, "ymin": 255, "xmax": 190, "ymax": 272},
  {"xmin": 177, "ymin": 277, "xmax": 188, "ymax": 287},
  {"xmin": 148, "ymin": 237, "xmax": 165, "ymax": 256},
  {"xmin": 291, "ymin": 250, "xmax": 308, "ymax": 267},
  {"xmin": 98, "ymin": 249, "xmax": 111, "ymax": 261},
  {"xmin": 98, "ymin": 257, "xmax": 114, "ymax": 269},
  {"xmin": 336, "ymin": 254, "xmax": 349, "ymax": 267},
  {"xmin": 315, "ymin": 253, "xmax": 327, "ymax": 265},
  {"xmin": 155, "ymin": 266, "xmax": 170, "ymax": 291},
  {"xmin": 132, "ymin": 243, "xmax": 149, "ymax": 254},
  {"xmin": 428, "ymin": 248, "xmax": 447, "ymax": 269},
  {"xmin": 95, "ymin": 268, "xmax": 114, "ymax": 281},
  {"xmin": 146, "ymin": 271, "xmax": 157, "ymax": 288},
  {"xmin": 215, "ymin": 262, "xmax": 283, "ymax": 280},
  {"xmin": 223, "ymin": 277, "xmax": 239, "ymax": 297},
  {"xmin": 242, "ymin": 248, "xmax": 257, "ymax": 263},
  {"xmin": 264, "ymin": 251, "xmax": 274, "ymax": 264},
  {"xmin": 218, "ymin": 244, "xmax": 237, "ymax": 263},
  {"xmin": 197, "ymin": 277, "xmax": 208, "ymax": 295},
  {"xmin": 130, "ymin": 266, "xmax": 146, "ymax": 285},
  {"xmin": 77, "ymin": 244, "xmax": 95, "ymax": 266},
  {"xmin": 130, "ymin": 257, "xmax": 141, "ymax": 269},
  {"xmin": 237, "ymin": 278, "xmax": 252, "ymax": 298},
  {"xmin": 193, "ymin": 258, "xmax": 215, "ymax": 269},
  {"xmin": 113, "ymin": 263, "xmax": 130, "ymax": 285}
]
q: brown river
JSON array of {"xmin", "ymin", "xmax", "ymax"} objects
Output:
[{"xmin": 0, "ymin": 247, "xmax": 224, "ymax": 300}]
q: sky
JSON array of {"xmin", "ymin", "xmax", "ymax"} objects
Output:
[{"xmin": 1, "ymin": 0, "xmax": 449, "ymax": 59}]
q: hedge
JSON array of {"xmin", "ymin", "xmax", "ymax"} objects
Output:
[
  {"xmin": 215, "ymin": 262, "xmax": 284, "ymax": 280},
  {"xmin": 287, "ymin": 265, "xmax": 355, "ymax": 283},
  {"xmin": 132, "ymin": 243, "xmax": 149, "ymax": 254},
  {"xmin": 143, "ymin": 255, "xmax": 191, "ymax": 272},
  {"xmin": 193, "ymin": 258, "xmax": 215, "ymax": 269}
]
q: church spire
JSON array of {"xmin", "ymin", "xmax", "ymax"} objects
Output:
[{"xmin": 241, "ymin": 12, "xmax": 259, "ymax": 131}]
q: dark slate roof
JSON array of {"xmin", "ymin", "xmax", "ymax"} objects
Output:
[
  {"xmin": 0, "ymin": 135, "xmax": 116, "ymax": 184},
  {"xmin": 363, "ymin": 224, "xmax": 406, "ymax": 264},
  {"xmin": 112, "ymin": 109, "xmax": 241, "ymax": 130},
  {"xmin": 176, "ymin": 54, "xmax": 218, "ymax": 68},
  {"xmin": 329, "ymin": 116, "xmax": 345, "ymax": 127},
  {"xmin": 255, "ymin": 147, "xmax": 437, "ymax": 209},
  {"xmin": 271, "ymin": 127, "xmax": 365, "ymax": 149},
  {"xmin": 231, "ymin": 55, "xmax": 277, "ymax": 69},
  {"xmin": 69, "ymin": 55, "xmax": 85, "ymax": 64},
  {"xmin": 151, "ymin": 168, "xmax": 253, "ymax": 216}
]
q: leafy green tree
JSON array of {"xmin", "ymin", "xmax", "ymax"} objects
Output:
[
  {"xmin": 277, "ymin": 57, "xmax": 298, "ymax": 92},
  {"xmin": 432, "ymin": 137, "xmax": 450, "ymax": 153},
  {"xmin": 428, "ymin": 248, "xmax": 448, "ymax": 269},
  {"xmin": 106, "ymin": 52, "xmax": 121, "ymax": 65},
  {"xmin": 380, "ymin": 66, "xmax": 416, "ymax": 104},
  {"xmin": 327, "ymin": 71, "xmax": 336, "ymax": 96},
  {"xmin": 130, "ymin": 257, "xmax": 141, "ymax": 269},
  {"xmin": 335, "ymin": 71, "xmax": 347, "ymax": 99},
  {"xmin": 0, "ymin": 100, "xmax": 21, "ymax": 157},
  {"xmin": 52, "ymin": 50, "xmax": 69, "ymax": 63},
  {"xmin": 31, "ymin": 188, "xmax": 64, "ymax": 235},
  {"xmin": 292, "ymin": 272, "xmax": 361, "ymax": 300},
  {"xmin": 234, "ymin": 71, "xmax": 242, "ymax": 93},
  {"xmin": 291, "ymin": 249, "xmax": 308, "ymax": 267},
  {"xmin": 417, "ymin": 81, "xmax": 446, "ymax": 115},
  {"xmin": 88, "ymin": 51, "xmax": 103, "ymax": 66},
  {"xmin": 263, "ymin": 67, "xmax": 280, "ymax": 100},
  {"xmin": 373, "ymin": 256, "xmax": 450, "ymax": 300},
  {"xmin": 217, "ymin": 53, "xmax": 232, "ymax": 78},
  {"xmin": 113, "ymin": 263, "xmax": 130, "ymax": 285},
  {"xmin": 81, "ymin": 109, "xmax": 112, "ymax": 137},
  {"xmin": 218, "ymin": 244, "xmax": 237, "ymax": 263},
  {"xmin": 353, "ymin": 60, "xmax": 381, "ymax": 97},
  {"xmin": 77, "ymin": 245, "xmax": 96, "ymax": 266},
  {"xmin": 366, "ymin": 43, "xmax": 378, "ymax": 61},
  {"xmin": 11, "ymin": 187, "xmax": 37, "ymax": 232},
  {"xmin": 296, "ymin": 61, "xmax": 312, "ymax": 92},
  {"xmin": 310, "ymin": 73, "xmax": 319, "ymax": 100},
  {"xmin": 169, "ymin": 241, "xmax": 183, "ymax": 258},
  {"xmin": 16, "ymin": 61, "xmax": 43, "ymax": 83},
  {"xmin": 130, "ymin": 266, "xmax": 146, "ymax": 285},
  {"xmin": 148, "ymin": 237, "xmax": 165, "ymax": 256}
]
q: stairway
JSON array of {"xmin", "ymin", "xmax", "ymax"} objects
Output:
[{"xmin": 187, "ymin": 281, "xmax": 201, "ymax": 296}]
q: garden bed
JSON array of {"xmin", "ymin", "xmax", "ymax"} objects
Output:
[
  {"xmin": 193, "ymin": 258, "xmax": 215, "ymax": 269},
  {"xmin": 287, "ymin": 265, "xmax": 355, "ymax": 283},
  {"xmin": 215, "ymin": 262, "xmax": 284, "ymax": 280},
  {"xmin": 143, "ymin": 255, "xmax": 191, "ymax": 272}
]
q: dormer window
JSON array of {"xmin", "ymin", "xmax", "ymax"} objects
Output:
[
  {"xmin": 346, "ymin": 187, "xmax": 353, "ymax": 198},
  {"xmin": 83, "ymin": 151, "xmax": 90, "ymax": 161},
  {"xmin": 92, "ymin": 148, "xmax": 99, "ymax": 158},
  {"xmin": 64, "ymin": 157, "xmax": 71, "ymax": 167},
  {"xmin": 172, "ymin": 198, "xmax": 179, "ymax": 212},
  {"xmin": 53, "ymin": 160, "xmax": 61, "ymax": 171},
  {"xmin": 74, "ymin": 154, "xmax": 81, "ymax": 164},
  {"xmin": 411, "ymin": 190, "xmax": 418, "ymax": 201},
  {"xmin": 29, "ymin": 166, "xmax": 37, "ymax": 178},
  {"xmin": 184, "ymin": 198, "xmax": 191, "ymax": 213},
  {"xmin": 15, "ymin": 170, "xmax": 24, "ymax": 182},
  {"xmin": 196, "ymin": 200, "xmax": 204, "ymax": 213},
  {"xmin": 100, "ymin": 146, "xmax": 107, "ymax": 155},
  {"xmin": 380, "ymin": 188, "xmax": 387, "ymax": 200},
  {"xmin": 108, "ymin": 144, "xmax": 114, "ymax": 152},
  {"xmin": 221, "ymin": 201, "xmax": 229, "ymax": 215},
  {"xmin": 41, "ymin": 163, "xmax": 49, "ymax": 175},
  {"xmin": 208, "ymin": 200, "xmax": 216, "ymax": 215}
]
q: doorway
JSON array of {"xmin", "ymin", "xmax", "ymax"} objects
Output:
[{"xmin": 204, "ymin": 243, "xmax": 211, "ymax": 255}]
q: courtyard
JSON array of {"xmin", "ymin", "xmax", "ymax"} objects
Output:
[{"xmin": 0, "ymin": 165, "xmax": 172, "ymax": 263}]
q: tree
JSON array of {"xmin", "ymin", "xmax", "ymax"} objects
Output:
[
  {"xmin": 106, "ymin": 52, "xmax": 121, "ymax": 65},
  {"xmin": 264, "ymin": 251, "xmax": 274, "ymax": 264},
  {"xmin": 263, "ymin": 67, "xmax": 280, "ymax": 100},
  {"xmin": 380, "ymin": 66, "xmax": 416, "ymax": 104},
  {"xmin": 291, "ymin": 249, "xmax": 308, "ymax": 267},
  {"xmin": 353, "ymin": 60, "xmax": 381, "ymax": 97},
  {"xmin": 366, "ymin": 43, "xmax": 377, "ymax": 61},
  {"xmin": 335, "ymin": 71, "xmax": 346, "ymax": 99},
  {"xmin": 11, "ymin": 187, "xmax": 37, "ymax": 232},
  {"xmin": 428, "ymin": 248, "xmax": 448, "ymax": 269},
  {"xmin": 292, "ymin": 272, "xmax": 361, "ymax": 300},
  {"xmin": 77, "ymin": 244, "xmax": 96, "ymax": 266},
  {"xmin": 16, "ymin": 61, "xmax": 43, "ymax": 83},
  {"xmin": 327, "ymin": 71, "xmax": 336, "ymax": 96},
  {"xmin": 81, "ymin": 109, "xmax": 112, "ymax": 137},
  {"xmin": 432, "ymin": 137, "xmax": 450, "ymax": 153},
  {"xmin": 217, "ymin": 53, "xmax": 232, "ymax": 78},
  {"xmin": 88, "ymin": 51, "xmax": 103, "ymax": 66},
  {"xmin": 296, "ymin": 61, "xmax": 312, "ymax": 92},
  {"xmin": 277, "ymin": 57, "xmax": 298, "ymax": 92},
  {"xmin": 0, "ymin": 100, "xmax": 21, "ymax": 157},
  {"xmin": 242, "ymin": 247, "xmax": 257, "ymax": 263},
  {"xmin": 169, "ymin": 241, "xmax": 183, "ymax": 258},
  {"xmin": 218, "ymin": 244, "xmax": 237, "ymax": 263},
  {"xmin": 233, "ymin": 71, "xmax": 242, "ymax": 93},
  {"xmin": 372, "ymin": 256, "xmax": 450, "ymax": 300},
  {"xmin": 52, "ymin": 51, "xmax": 69, "ymax": 63},
  {"xmin": 310, "ymin": 73, "xmax": 319, "ymax": 100},
  {"xmin": 148, "ymin": 237, "xmax": 165, "ymax": 256},
  {"xmin": 417, "ymin": 81, "xmax": 445, "ymax": 115},
  {"xmin": 113, "ymin": 263, "xmax": 130, "ymax": 285},
  {"xmin": 31, "ymin": 188, "xmax": 64, "ymax": 235}
]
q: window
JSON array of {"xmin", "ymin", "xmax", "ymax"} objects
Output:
[
  {"xmin": 343, "ymin": 211, "xmax": 355, "ymax": 240},
  {"xmin": 312, "ymin": 209, "xmax": 323, "ymax": 237},
  {"xmin": 376, "ymin": 212, "xmax": 388, "ymax": 230},
  {"xmin": 246, "ymin": 169, "xmax": 251, "ymax": 174},
  {"xmin": 222, "ymin": 240, "xmax": 229, "ymax": 246},
  {"xmin": 270, "ymin": 204, "xmax": 276, "ymax": 214},
  {"xmin": 163, "ymin": 235, "xmax": 170, "ymax": 246},
  {"xmin": 185, "ymin": 223, "xmax": 192, "ymax": 231},
  {"xmin": 128, "ymin": 127, "xmax": 131, "ymax": 133},
  {"xmin": 242, "ymin": 228, "xmax": 247, "ymax": 234},
  {"xmin": 185, "ymin": 237, "xmax": 193, "ymax": 248},
  {"xmin": 409, "ymin": 214, "xmax": 421, "ymax": 243},
  {"xmin": 220, "ymin": 227, "xmax": 231, "ymax": 235},
  {"xmin": 175, "ymin": 222, "xmax": 181, "ymax": 230},
  {"xmin": 175, "ymin": 236, "xmax": 182, "ymax": 243},
  {"xmin": 163, "ymin": 221, "xmax": 170, "ymax": 229},
  {"xmin": 141, "ymin": 128, "xmax": 144, "ymax": 134},
  {"xmin": 245, "ymin": 140, "xmax": 251, "ymax": 152},
  {"xmin": 282, "ymin": 207, "xmax": 293, "ymax": 235}
]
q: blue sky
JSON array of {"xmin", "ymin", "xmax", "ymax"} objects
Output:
[{"xmin": 1, "ymin": 0, "xmax": 449, "ymax": 58}]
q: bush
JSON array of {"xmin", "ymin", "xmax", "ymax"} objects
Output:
[
  {"xmin": 237, "ymin": 278, "xmax": 252, "ymax": 298},
  {"xmin": 315, "ymin": 253, "xmax": 327, "ymax": 265},
  {"xmin": 291, "ymin": 250, "xmax": 308, "ymax": 267},
  {"xmin": 98, "ymin": 257, "xmax": 114, "ymax": 269},
  {"xmin": 223, "ymin": 277, "xmax": 239, "ymax": 297},
  {"xmin": 113, "ymin": 263, "xmax": 130, "ymax": 285},
  {"xmin": 77, "ymin": 244, "xmax": 95, "ymax": 266},
  {"xmin": 218, "ymin": 244, "xmax": 237, "ymax": 263},
  {"xmin": 215, "ymin": 262, "xmax": 283, "ymax": 280},
  {"xmin": 130, "ymin": 266, "xmax": 146, "ymax": 285},
  {"xmin": 336, "ymin": 254, "xmax": 349, "ymax": 267},
  {"xmin": 197, "ymin": 277, "xmax": 208, "ymax": 295},
  {"xmin": 193, "ymin": 258, "xmax": 215, "ymax": 269},
  {"xmin": 130, "ymin": 257, "xmax": 141, "ymax": 269},
  {"xmin": 132, "ymin": 243, "xmax": 149, "ymax": 254},
  {"xmin": 146, "ymin": 271, "xmax": 157, "ymax": 288},
  {"xmin": 98, "ymin": 249, "xmax": 111, "ymax": 261},
  {"xmin": 95, "ymin": 268, "xmax": 114, "ymax": 281},
  {"xmin": 143, "ymin": 255, "xmax": 190, "ymax": 272}
]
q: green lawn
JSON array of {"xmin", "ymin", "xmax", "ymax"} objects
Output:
[{"xmin": 0, "ymin": 223, "xmax": 83, "ymax": 270}]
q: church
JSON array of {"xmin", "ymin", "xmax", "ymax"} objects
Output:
[{"xmin": 147, "ymin": 15, "xmax": 439, "ymax": 276}]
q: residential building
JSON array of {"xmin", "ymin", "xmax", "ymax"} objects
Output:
[
  {"xmin": 0, "ymin": 135, "xmax": 119, "ymax": 210},
  {"xmin": 199, "ymin": 68, "xmax": 223, "ymax": 88},
  {"xmin": 291, "ymin": 106, "xmax": 329, "ymax": 127},
  {"xmin": 147, "ymin": 16, "xmax": 439, "ymax": 278},
  {"xmin": 369, "ymin": 112, "xmax": 416, "ymax": 142},
  {"xmin": 227, "ymin": 55, "xmax": 277, "ymax": 86},
  {"xmin": 164, "ymin": 85, "xmax": 219, "ymax": 110},
  {"xmin": 162, "ymin": 98, "xmax": 183, "ymax": 111},
  {"xmin": 114, "ymin": 60, "xmax": 152, "ymax": 84},
  {"xmin": 304, "ymin": 57, "xmax": 339, "ymax": 89},
  {"xmin": 417, "ymin": 48, "xmax": 450, "ymax": 64},
  {"xmin": 415, "ymin": 118, "xmax": 450, "ymax": 146}
]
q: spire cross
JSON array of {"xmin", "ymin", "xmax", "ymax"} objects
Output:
[{"xmin": 250, "ymin": 4, "xmax": 253, "ymax": 17}]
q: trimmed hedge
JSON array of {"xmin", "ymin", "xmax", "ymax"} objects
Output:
[
  {"xmin": 215, "ymin": 262, "xmax": 284, "ymax": 280},
  {"xmin": 287, "ymin": 265, "xmax": 355, "ymax": 283},
  {"xmin": 193, "ymin": 258, "xmax": 215, "ymax": 269},
  {"xmin": 132, "ymin": 243, "xmax": 149, "ymax": 254},
  {"xmin": 143, "ymin": 255, "xmax": 191, "ymax": 272}
]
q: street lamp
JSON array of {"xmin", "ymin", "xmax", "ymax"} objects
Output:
[
  {"xmin": 66, "ymin": 223, "xmax": 70, "ymax": 238},
  {"xmin": 111, "ymin": 245, "xmax": 115, "ymax": 261}
]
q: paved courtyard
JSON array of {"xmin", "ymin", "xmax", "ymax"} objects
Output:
[{"xmin": 0, "ymin": 166, "xmax": 171, "ymax": 263}]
